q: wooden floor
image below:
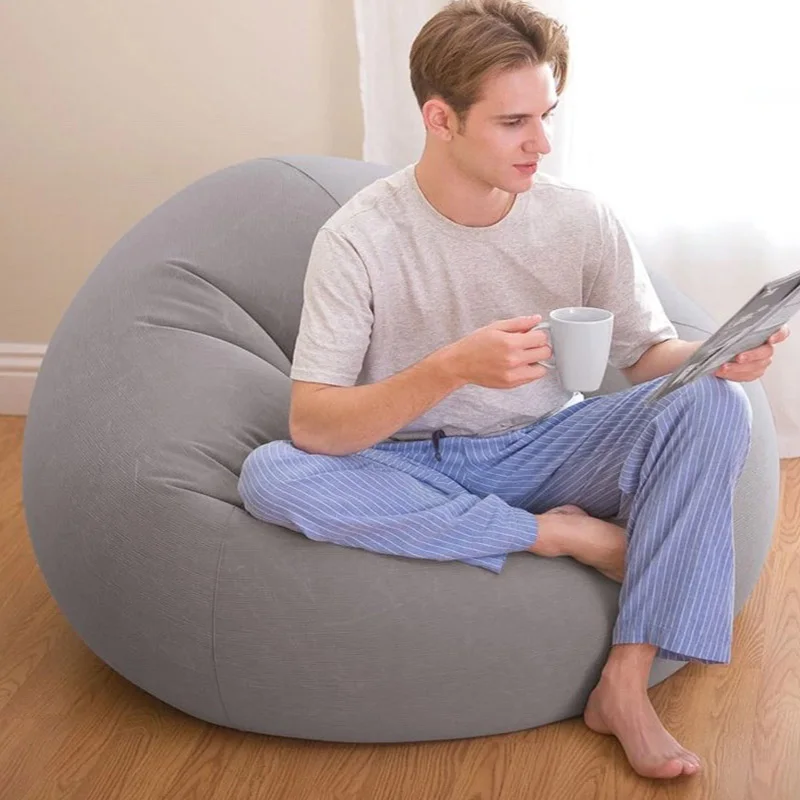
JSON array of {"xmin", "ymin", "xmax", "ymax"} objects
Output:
[{"xmin": 1, "ymin": 415, "xmax": 799, "ymax": 800}]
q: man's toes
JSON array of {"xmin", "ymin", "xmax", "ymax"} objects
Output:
[
  {"xmin": 681, "ymin": 751, "xmax": 702, "ymax": 773},
  {"xmin": 678, "ymin": 747, "xmax": 700, "ymax": 765},
  {"xmin": 649, "ymin": 758, "xmax": 685, "ymax": 780},
  {"xmin": 547, "ymin": 504, "xmax": 586, "ymax": 516}
]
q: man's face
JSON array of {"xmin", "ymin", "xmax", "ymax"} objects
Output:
[{"xmin": 449, "ymin": 62, "xmax": 559, "ymax": 194}]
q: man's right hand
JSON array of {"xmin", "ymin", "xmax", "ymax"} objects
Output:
[{"xmin": 440, "ymin": 315, "xmax": 553, "ymax": 389}]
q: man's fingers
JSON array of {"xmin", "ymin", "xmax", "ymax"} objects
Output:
[
  {"xmin": 718, "ymin": 358, "xmax": 773, "ymax": 380},
  {"xmin": 508, "ymin": 363, "xmax": 549, "ymax": 384},
  {"xmin": 734, "ymin": 325, "xmax": 790, "ymax": 364},
  {"xmin": 518, "ymin": 330, "xmax": 551, "ymax": 349},
  {"xmin": 736, "ymin": 343, "xmax": 773, "ymax": 363},
  {"xmin": 769, "ymin": 325, "xmax": 791, "ymax": 344},
  {"xmin": 513, "ymin": 345, "xmax": 552, "ymax": 366},
  {"xmin": 494, "ymin": 315, "xmax": 542, "ymax": 333}
]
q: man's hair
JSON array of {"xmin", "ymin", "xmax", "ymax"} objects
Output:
[{"xmin": 410, "ymin": 0, "xmax": 569, "ymax": 126}]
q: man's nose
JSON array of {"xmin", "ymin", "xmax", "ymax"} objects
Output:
[{"xmin": 523, "ymin": 125, "xmax": 552, "ymax": 156}]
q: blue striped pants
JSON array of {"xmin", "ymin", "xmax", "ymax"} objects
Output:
[{"xmin": 238, "ymin": 376, "xmax": 752, "ymax": 664}]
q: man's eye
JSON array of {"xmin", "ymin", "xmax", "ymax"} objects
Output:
[{"xmin": 504, "ymin": 119, "xmax": 524, "ymax": 127}]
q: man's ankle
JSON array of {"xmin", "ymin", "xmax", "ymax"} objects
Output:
[
  {"xmin": 600, "ymin": 644, "xmax": 658, "ymax": 689},
  {"xmin": 529, "ymin": 514, "xmax": 568, "ymax": 557}
]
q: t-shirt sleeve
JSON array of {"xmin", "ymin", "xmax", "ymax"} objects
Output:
[
  {"xmin": 290, "ymin": 227, "xmax": 373, "ymax": 386},
  {"xmin": 586, "ymin": 204, "xmax": 678, "ymax": 370}
]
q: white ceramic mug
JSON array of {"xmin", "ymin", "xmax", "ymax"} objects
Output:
[{"xmin": 534, "ymin": 307, "xmax": 614, "ymax": 392}]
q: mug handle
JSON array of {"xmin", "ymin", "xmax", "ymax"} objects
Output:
[{"xmin": 532, "ymin": 321, "xmax": 555, "ymax": 369}]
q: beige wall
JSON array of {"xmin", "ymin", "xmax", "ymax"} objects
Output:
[{"xmin": 0, "ymin": 0, "xmax": 364, "ymax": 344}]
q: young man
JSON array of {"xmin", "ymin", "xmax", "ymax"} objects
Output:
[{"xmin": 239, "ymin": 0, "xmax": 789, "ymax": 780}]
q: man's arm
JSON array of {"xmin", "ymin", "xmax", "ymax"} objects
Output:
[
  {"xmin": 623, "ymin": 326, "xmax": 791, "ymax": 385},
  {"xmin": 290, "ymin": 316, "xmax": 552, "ymax": 456},
  {"xmin": 290, "ymin": 350, "xmax": 462, "ymax": 456},
  {"xmin": 622, "ymin": 339, "xmax": 701, "ymax": 384}
]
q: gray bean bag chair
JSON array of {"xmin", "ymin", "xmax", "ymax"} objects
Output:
[{"xmin": 22, "ymin": 156, "xmax": 780, "ymax": 743}]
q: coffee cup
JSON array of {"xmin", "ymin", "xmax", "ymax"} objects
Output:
[{"xmin": 534, "ymin": 307, "xmax": 614, "ymax": 392}]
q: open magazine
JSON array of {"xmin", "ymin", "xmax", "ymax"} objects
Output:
[{"xmin": 647, "ymin": 268, "xmax": 800, "ymax": 403}]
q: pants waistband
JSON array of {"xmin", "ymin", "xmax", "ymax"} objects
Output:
[{"xmin": 387, "ymin": 392, "xmax": 584, "ymax": 443}]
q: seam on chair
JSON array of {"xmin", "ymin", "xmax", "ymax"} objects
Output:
[
  {"xmin": 211, "ymin": 508, "xmax": 236, "ymax": 728},
  {"xmin": 671, "ymin": 320, "xmax": 714, "ymax": 336},
  {"xmin": 135, "ymin": 258, "xmax": 293, "ymax": 372},
  {"xmin": 670, "ymin": 319, "xmax": 713, "ymax": 340},
  {"xmin": 135, "ymin": 319, "xmax": 292, "ymax": 377},
  {"xmin": 270, "ymin": 158, "xmax": 343, "ymax": 210}
]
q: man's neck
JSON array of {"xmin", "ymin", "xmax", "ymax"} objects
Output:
[{"xmin": 414, "ymin": 155, "xmax": 515, "ymax": 228}]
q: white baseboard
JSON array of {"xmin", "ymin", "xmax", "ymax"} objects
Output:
[{"xmin": 0, "ymin": 344, "xmax": 48, "ymax": 416}]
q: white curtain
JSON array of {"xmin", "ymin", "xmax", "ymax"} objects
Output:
[{"xmin": 353, "ymin": 0, "xmax": 800, "ymax": 457}]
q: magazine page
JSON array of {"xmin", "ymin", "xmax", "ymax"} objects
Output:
[{"xmin": 647, "ymin": 269, "xmax": 800, "ymax": 402}]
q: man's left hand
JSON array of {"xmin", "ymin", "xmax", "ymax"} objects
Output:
[{"xmin": 714, "ymin": 325, "xmax": 791, "ymax": 382}]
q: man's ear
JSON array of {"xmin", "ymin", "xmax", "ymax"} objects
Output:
[{"xmin": 422, "ymin": 98, "xmax": 458, "ymax": 141}]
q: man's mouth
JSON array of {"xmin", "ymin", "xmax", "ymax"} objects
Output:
[{"xmin": 514, "ymin": 163, "xmax": 539, "ymax": 175}]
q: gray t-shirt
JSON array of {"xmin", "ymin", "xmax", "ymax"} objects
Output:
[{"xmin": 291, "ymin": 164, "xmax": 677, "ymax": 438}]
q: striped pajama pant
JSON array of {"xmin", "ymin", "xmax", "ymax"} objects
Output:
[{"xmin": 238, "ymin": 376, "xmax": 752, "ymax": 664}]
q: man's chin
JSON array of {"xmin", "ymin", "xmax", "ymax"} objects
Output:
[
  {"xmin": 505, "ymin": 176, "xmax": 536, "ymax": 194},
  {"xmin": 482, "ymin": 171, "xmax": 534, "ymax": 196}
]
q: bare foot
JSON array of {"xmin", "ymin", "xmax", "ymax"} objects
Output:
[
  {"xmin": 539, "ymin": 505, "xmax": 627, "ymax": 582},
  {"xmin": 584, "ymin": 676, "xmax": 702, "ymax": 779}
]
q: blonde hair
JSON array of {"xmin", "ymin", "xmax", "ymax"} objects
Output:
[{"xmin": 410, "ymin": 0, "xmax": 569, "ymax": 126}]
